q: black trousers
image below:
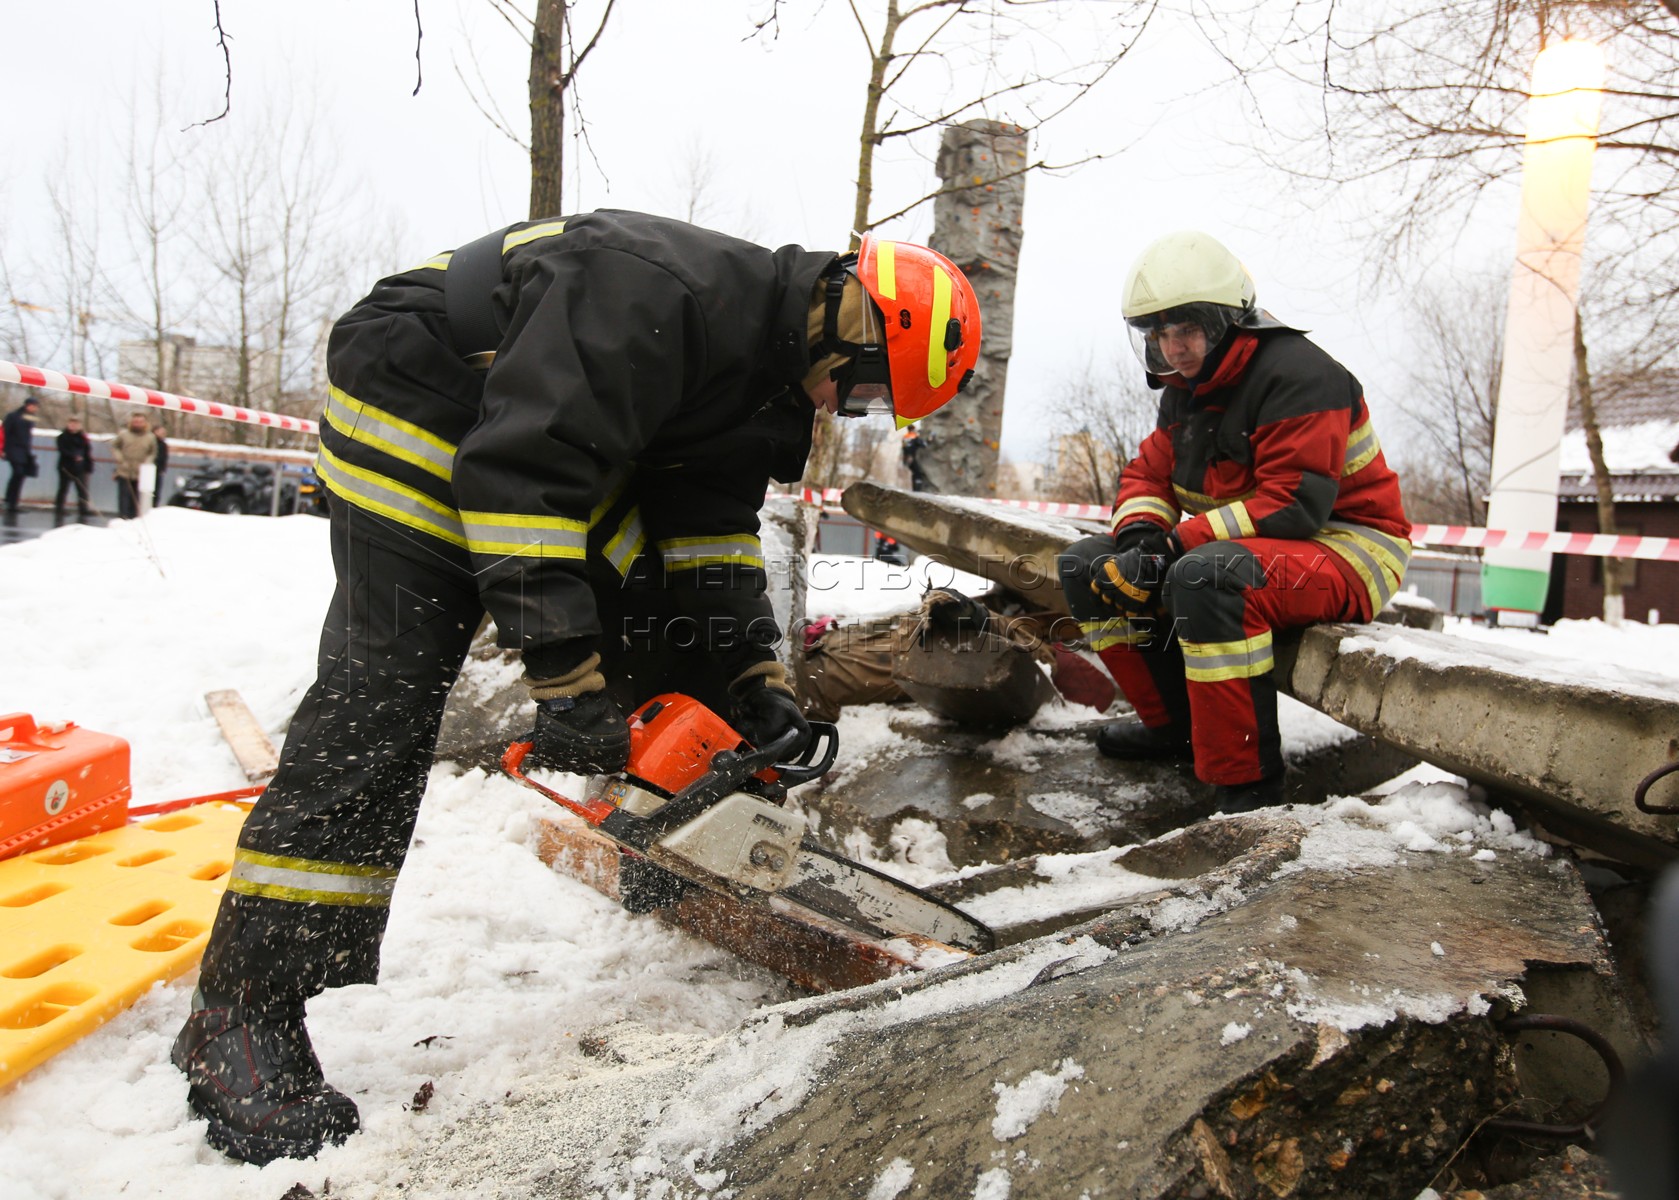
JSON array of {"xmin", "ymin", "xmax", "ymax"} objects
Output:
[
  {"xmin": 3, "ymin": 460, "xmax": 27, "ymax": 511},
  {"xmin": 116, "ymin": 477, "xmax": 142, "ymax": 519},
  {"xmin": 199, "ymin": 501, "xmax": 734, "ymax": 1002},
  {"xmin": 55, "ymin": 469, "xmax": 91, "ymax": 517}
]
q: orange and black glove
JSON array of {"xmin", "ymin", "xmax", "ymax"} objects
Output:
[{"xmin": 1090, "ymin": 525, "xmax": 1182, "ymax": 615}]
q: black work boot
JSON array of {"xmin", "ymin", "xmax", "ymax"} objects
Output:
[
  {"xmin": 1212, "ymin": 773, "xmax": 1286, "ymax": 814},
  {"xmin": 1094, "ymin": 717, "xmax": 1193, "ymax": 761},
  {"xmin": 171, "ymin": 987, "xmax": 360, "ymax": 1165}
]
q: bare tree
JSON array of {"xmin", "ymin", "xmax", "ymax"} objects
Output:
[
  {"xmin": 825, "ymin": 0, "xmax": 1156, "ymax": 242},
  {"xmin": 1389, "ymin": 273, "xmax": 1503, "ymax": 526},
  {"xmin": 457, "ymin": 0, "xmax": 618, "ymax": 219},
  {"xmin": 1043, "ymin": 357, "xmax": 1158, "ymax": 505},
  {"xmin": 120, "ymin": 80, "xmax": 197, "ymax": 396},
  {"xmin": 1222, "ymin": 1, "xmax": 1679, "ymax": 328}
]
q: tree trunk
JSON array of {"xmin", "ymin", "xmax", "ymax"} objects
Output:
[
  {"xmin": 850, "ymin": 2, "xmax": 900, "ymax": 244},
  {"xmin": 1573, "ymin": 311, "xmax": 1622, "ymax": 626},
  {"xmin": 529, "ymin": 0, "xmax": 567, "ymax": 219}
]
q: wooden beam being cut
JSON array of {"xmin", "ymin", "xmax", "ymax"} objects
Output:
[
  {"xmin": 203, "ymin": 689, "xmax": 279, "ymax": 782},
  {"xmin": 534, "ymin": 813, "xmax": 964, "ymax": 994}
]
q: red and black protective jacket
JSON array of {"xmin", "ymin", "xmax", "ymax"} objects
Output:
[
  {"xmin": 1111, "ymin": 328, "xmax": 1411, "ymax": 619},
  {"xmin": 320, "ymin": 210, "xmax": 836, "ymax": 677}
]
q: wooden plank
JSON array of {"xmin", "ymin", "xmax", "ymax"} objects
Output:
[
  {"xmin": 535, "ymin": 813, "xmax": 966, "ymax": 994},
  {"xmin": 203, "ymin": 690, "xmax": 279, "ymax": 782}
]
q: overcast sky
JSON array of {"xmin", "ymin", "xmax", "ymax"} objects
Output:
[{"xmin": 2, "ymin": 0, "xmax": 1522, "ymax": 463}]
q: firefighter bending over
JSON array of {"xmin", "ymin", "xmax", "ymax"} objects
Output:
[
  {"xmin": 1059, "ymin": 230, "xmax": 1409, "ymax": 812},
  {"xmin": 171, "ymin": 212, "xmax": 982, "ymax": 1165}
]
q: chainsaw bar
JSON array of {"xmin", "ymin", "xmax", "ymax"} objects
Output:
[{"xmin": 779, "ymin": 839, "xmax": 994, "ymax": 954}]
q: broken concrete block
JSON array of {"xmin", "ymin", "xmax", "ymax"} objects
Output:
[
  {"xmin": 619, "ymin": 820, "xmax": 1622, "ymax": 1199},
  {"xmin": 842, "ymin": 481, "xmax": 1094, "ymax": 618},
  {"xmin": 1278, "ymin": 622, "xmax": 1679, "ymax": 867},
  {"xmin": 799, "ymin": 710, "xmax": 1413, "ymax": 869}
]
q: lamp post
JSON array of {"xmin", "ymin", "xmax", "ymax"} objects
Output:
[{"xmin": 1481, "ymin": 39, "xmax": 1605, "ymax": 625}]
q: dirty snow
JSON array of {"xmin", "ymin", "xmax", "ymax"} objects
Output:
[
  {"xmin": 990, "ymin": 1058, "xmax": 1085, "ymax": 1140},
  {"xmin": 1219, "ymin": 1022, "xmax": 1252, "ymax": 1045},
  {"xmin": 867, "ymin": 1157, "xmax": 916, "ymax": 1200},
  {"xmin": 0, "ymin": 511, "xmax": 1671, "ymax": 1198}
]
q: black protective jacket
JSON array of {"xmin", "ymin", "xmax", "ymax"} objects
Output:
[{"xmin": 321, "ymin": 210, "xmax": 836, "ymax": 677}]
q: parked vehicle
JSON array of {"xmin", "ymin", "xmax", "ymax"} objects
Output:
[{"xmin": 167, "ymin": 462, "xmax": 315, "ymax": 516}]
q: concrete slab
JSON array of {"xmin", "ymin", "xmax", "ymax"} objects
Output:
[
  {"xmin": 644, "ymin": 835, "xmax": 1620, "ymax": 1199},
  {"xmin": 841, "ymin": 480, "xmax": 1095, "ymax": 617},
  {"xmin": 1278, "ymin": 622, "xmax": 1679, "ymax": 865}
]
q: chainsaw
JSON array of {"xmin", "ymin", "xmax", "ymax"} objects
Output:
[{"xmin": 502, "ymin": 694, "xmax": 994, "ymax": 954}]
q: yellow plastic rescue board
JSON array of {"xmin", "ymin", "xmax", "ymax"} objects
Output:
[{"xmin": 0, "ymin": 802, "xmax": 248, "ymax": 1089}]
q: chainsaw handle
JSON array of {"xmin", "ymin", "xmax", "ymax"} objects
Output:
[
  {"xmin": 773, "ymin": 721, "xmax": 838, "ymax": 785},
  {"xmin": 500, "ymin": 739, "xmax": 618, "ymax": 825}
]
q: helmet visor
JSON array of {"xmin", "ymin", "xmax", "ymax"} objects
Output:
[
  {"xmin": 1125, "ymin": 303, "xmax": 1239, "ymax": 376},
  {"xmin": 834, "ymin": 284, "xmax": 894, "ymax": 417}
]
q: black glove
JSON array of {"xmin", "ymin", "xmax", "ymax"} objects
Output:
[
  {"xmin": 730, "ymin": 676, "xmax": 812, "ymax": 756},
  {"xmin": 1090, "ymin": 547, "xmax": 1171, "ymax": 614},
  {"xmin": 1113, "ymin": 522, "xmax": 1174, "ymax": 556},
  {"xmin": 529, "ymin": 690, "xmax": 631, "ymax": 775}
]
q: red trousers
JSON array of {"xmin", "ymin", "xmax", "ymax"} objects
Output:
[{"xmin": 1063, "ymin": 536, "xmax": 1365, "ymax": 786}]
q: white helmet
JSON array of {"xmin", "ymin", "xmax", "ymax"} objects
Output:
[{"xmin": 1122, "ymin": 231, "xmax": 1257, "ymax": 374}]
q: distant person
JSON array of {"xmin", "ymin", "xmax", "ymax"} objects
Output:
[
  {"xmin": 1059, "ymin": 230, "xmax": 1410, "ymax": 812},
  {"xmin": 3, "ymin": 396, "xmax": 41, "ymax": 517},
  {"xmin": 900, "ymin": 425, "xmax": 934, "ymax": 492},
  {"xmin": 151, "ymin": 422, "xmax": 170, "ymax": 505},
  {"xmin": 54, "ymin": 415, "xmax": 95, "ymax": 523},
  {"xmin": 873, "ymin": 532, "xmax": 906, "ymax": 565},
  {"xmin": 111, "ymin": 411, "xmax": 158, "ymax": 519}
]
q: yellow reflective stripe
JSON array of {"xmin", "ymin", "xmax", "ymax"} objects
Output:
[
  {"xmin": 1095, "ymin": 561, "xmax": 1153, "ymax": 607},
  {"xmin": 1343, "ymin": 421, "xmax": 1382, "ymax": 477},
  {"xmin": 588, "ymin": 472, "xmax": 630, "ymax": 528},
  {"xmin": 1173, "ymin": 483, "xmax": 1256, "ymax": 516},
  {"xmin": 1113, "ymin": 496, "xmax": 1178, "ymax": 530},
  {"xmin": 325, "ymin": 386, "xmax": 457, "ymax": 482},
  {"xmin": 876, "ymin": 241, "xmax": 897, "ymax": 299},
  {"xmin": 1082, "ymin": 617, "xmax": 1146, "ymax": 652},
  {"xmin": 657, "ymin": 534, "xmax": 764, "ymax": 571},
  {"xmin": 503, "ymin": 220, "xmax": 567, "ymax": 254},
  {"xmin": 1208, "ymin": 501, "xmax": 1256, "ymax": 541},
  {"xmin": 410, "ymin": 252, "xmax": 453, "ymax": 272},
  {"xmin": 603, "ymin": 508, "xmax": 647, "ymax": 577},
  {"xmin": 461, "ymin": 510, "xmax": 588, "ymax": 559},
  {"xmin": 229, "ymin": 849, "xmax": 398, "ymax": 908},
  {"xmin": 1182, "ymin": 630, "xmax": 1275, "ymax": 682},
  {"xmin": 926, "ymin": 267, "xmax": 951, "ymax": 389},
  {"xmin": 1312, "ymin": 523, "xmax": 1412, "ymax": 612},
  {"xmin": 316, "ymin": 445, "xmax": 466, "ymax": 548}
]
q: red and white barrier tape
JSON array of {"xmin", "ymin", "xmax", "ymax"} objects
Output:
[
  {"xmin": 791, "ymin": 489, "xmax": 1677, "ymax": 561},
  {"xmin": 9, "ymin": 364, "xmax": 1668, "ymax": 562},
  {"xmin": 1408, "ymin": 523, "xmax": 1679, "ymax": 563},
  {"xmin": 2, "ymin": 360, "xmax": 319, "ymax": 435}
]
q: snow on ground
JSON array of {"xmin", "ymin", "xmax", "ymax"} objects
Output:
[{"xmin": 1, "ymin": 511, "xmax": 1673, "ymax": 1198}]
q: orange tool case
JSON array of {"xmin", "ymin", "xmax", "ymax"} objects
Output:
[{"xmin": 0, "ymin": 714, "xmax": 131, "ymax": 861}]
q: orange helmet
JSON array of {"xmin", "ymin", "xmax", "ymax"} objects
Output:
[{"xmin": 814, "ymin": 234, "xmax": 983, "ymax": 427}]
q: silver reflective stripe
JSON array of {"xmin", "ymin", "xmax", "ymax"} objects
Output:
[
  {"xmin": 1082, "ymin": 617, "xmax": 1146, "ymax": 651},
  {"xmin": 603, "ymin": 508, "xmax": 647, "ymax": 577},
  {"xmin": 1314, "ymin": 522, "xmax": 1412, "ymax": 611},
  {"xmin": 658, "ymin": 535, "xmax": 764, "ymax": 571},
  {"xmin": 229, "ymin": 850, "xmax": 399, "ymax": 907},
  {"xmin": 317, "ymin": 445, "xmax": 466, "ymax": 547},
  {"xmin": 324, "ymin": 386, "xmax": 456, "ymax": 481},
  {"xmin": 461, "ymin": 511, "xmax": 588, "ymax": 559}
]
